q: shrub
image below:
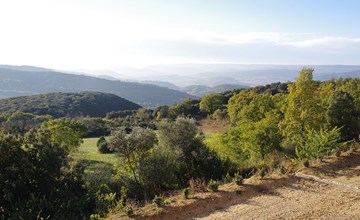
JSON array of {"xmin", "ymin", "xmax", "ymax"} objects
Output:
[
  {"xmin": 258, "ymin": 167, "xmax": 267, "ymax": 179},
  {"xmin": 124, "ymin": 206, "xmax": 133, "ymax": 216},
  {"xmin": 97, "ymin": 136, "xmax": 112, "ymax": 154},
  {"xmin": 183, "ymin": 188, "xmax": 190, "ymax": 199},
  {"xmin": 207, "ymin": 179, "xmax": 220, "ymax": 192},
  {"xmin": 152, "ymin": 195, "xmax": 164, "ymax": 207},
  {"xmin": 295, "ymin": 127, "xmax": 341, "ymax": 161},
  {"xmin": 224, "ymin": 173, "xmax": 232, "ymax": 183},
  {"xmin": 303, "ymin": 159, "xmax": 310, "ymax": 167},
  {"xmin": 233, "ymin": 173, "xmax": 244, "ymax": 185}
]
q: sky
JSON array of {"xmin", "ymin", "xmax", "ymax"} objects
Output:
[{"xmin": 0, "ymin": 0, "xmax": 360, "ymax": 70}]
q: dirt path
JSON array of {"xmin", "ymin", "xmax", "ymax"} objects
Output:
[{"xmin": 193, "ymin": 152, "xmax": 360, "ymax": 220}]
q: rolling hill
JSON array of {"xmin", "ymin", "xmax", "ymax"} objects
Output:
[
  {"xmin": 0, "ymin": 92, "xmax": 141, "ymax": 118},
  {"xmin": 0, "ymin": 67, "xmax": 193, "ymax": 108}
]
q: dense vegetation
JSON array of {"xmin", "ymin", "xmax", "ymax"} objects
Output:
[
  {"xmin": 0, "ymin": 92, "xmax": 141, "ymax": 118},
  {"xmin": 0, "ymin": 67, "xmax": 193, "ymax": 108},
  {"xmin": 0, "ymin": 68, "xmax": 359, "ymax": 219}
]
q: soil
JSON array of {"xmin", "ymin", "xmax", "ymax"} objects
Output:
[
  {"xmin": 194, "ymin": 151, "xmax": 360, "ymax": 220},
  {"xmin": 114, "ymin": 151, "xmax": 360, "ymax": 220},
  {"xmin": 196, "ymin": 119, "xmax": 230, "ymax": 135}
]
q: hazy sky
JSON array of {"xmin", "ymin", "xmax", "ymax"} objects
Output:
[{"xmin": 1, "ymin": 0, "xmax": 360, "ymax": 69}]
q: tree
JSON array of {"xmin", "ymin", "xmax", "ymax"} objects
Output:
[
  {"xmin": 0, "ymin": 132, "xmax": 89, "ymax": 219},
  {"xmin": 280, "ymin": 68, "xmax": 323, "ymax": 146},
  {"xmin": 157, "ymin": 117, "xmax": 212, "ymax": 179},
  {"xmin": 168, "ymin": 98, "xmax": 200, "ymax": 118},
  {"xmin": 109, "ymin": 127, "xmax": 157, "ymax": 183},
  {"xmin": 97, "ymin": 136, "xmax": 112, "ymax": 153},
  {"xmin": 227, "ymin": 89, "xmax": 258, "ymax": 124},
  {"xmin": 326, "ymin": 91, "xmax": 360, "ymax": 141},
  {"xmin": 200, "ymin": 93, "xmax": 224, "ymax": 115},
  {"xmin": 38, "ymin": 118, "xmax": 87, "ymax": 152},
  {"xmin": 239, "ymin": 111, "xmax": 283, "ymax": 161}
]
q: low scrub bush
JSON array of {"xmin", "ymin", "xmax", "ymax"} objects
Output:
[
  {"xmin": 207, "ymin": 179, "xmax": 220, "ymax": 192},
  {"xmin": 152, "ymin": 195, "xmax": 164, "ymax": 207},
  {"xmin": 233, "ymin": 172, "xmax": 244, "ymax": 185}
]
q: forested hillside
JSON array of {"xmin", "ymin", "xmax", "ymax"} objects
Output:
[
  {"xmin": 0, "ymin": 68, "xmax": 192, "ymax": 107},
  {"xmin": 0, "ymin": 92, "xmax": 141, "ymax": 117},
  {"xmin": 1, "ymin": 68, "xmax": 359, "ymax": 219}
]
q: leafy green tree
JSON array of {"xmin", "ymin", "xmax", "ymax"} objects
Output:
[
  {"xmin": 338, "ymin": 78, "xmax": 360, "ymax": 111},
  {"xmin": 326, "ymin": 91, "xmax": 360, "ymax": 141},
  {"xmin": 227, "ymin": 89, "xmax": 258, "ymax": 124},
  {"xmin": 168, "ymin": 98, "xmax": 200, "ymax": 118},
  {"xmin": 157, "ymin": 117, "xmax": 223, "ymax": 180},
  {"xmin": 109, "ymin": 127, "xmax": 157, "ymax": 183},
  {"xmin": 238, "ymin": 111, "xmax": 283, "ymax": 161},
  {"xmin": 200, "ymin": 93, "xmax": 224, "ymax": 114},
  {"xmin": 38, "ymin": 118, "xmax": 87, "ymax": 152},
  {"xmin": 0, "ymin": 132, "xmax": 89, "ymax": 219},
  {"xmin": 280, "ymin": 68, "xmax": 323, "ymax": 146},
  {"xmin": 97, "ymin": 136, "xmax": 112, "ymax": 153}
]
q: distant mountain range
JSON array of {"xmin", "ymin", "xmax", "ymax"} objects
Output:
[
  {"xmin": 0, "ymin": 92, "xmax": 141, "ymax": 118},
  {"xmin": 1, "ymin": 64, "xmax": 359, "ymax": 106},
  {"xmin": 0, "ymin": 66, "xmax": 193, "ymax": 108},
  {"xmin": 82, "ymin": 63, "xmax": 360, "ymax": 88}
]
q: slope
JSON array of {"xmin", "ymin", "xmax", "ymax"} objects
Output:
[
  {"xmin": 0, "ymin": 92, "xmax": 141, "ymax": 118},
  {"xmin": 0, "ymin": 68, "xmax": 192, "ymax": 108}
]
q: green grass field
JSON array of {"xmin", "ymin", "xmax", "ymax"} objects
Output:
[{"xmin": 72, "ymin": 137, "xmax": 119, "ymax": 188}]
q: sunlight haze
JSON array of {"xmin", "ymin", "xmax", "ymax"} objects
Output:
[{"xmin": 1, "ymin": 0, "xmax": 360, "ymax": 70}]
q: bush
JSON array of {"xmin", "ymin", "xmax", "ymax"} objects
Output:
[
  {"xmin": 97, "ymin": 136, "xmax": 112, "ymax": 154},
  {"xmin": 207, "ymin": 179, "xmax": 220, "ymax": 192},
  {"xmin": 183, "ymin": 188, "xmax": 190, "ymax": 199},
  {"xmin": 258, "ymin": 167, "xmax": 267, "ymax": 179},
  {"xmin": 124, "ymin": 206, "xmax": 133, "ymax": 216},
  {"xmin": 152, "ymin": 195, "xmax": 164, "ymax": 207},
  {"xmin": 303, "ymin": 159, "xmax": 310, "ymax": 167},
  {"xmin": 224, "ymin": 173, "xmax": 232, "ymax": 183},
  {"xmin": 295, "ymin": 127, "xmax": 341, "ymax": 161},
  {"xmin": 233, "ymin": 173, "xmax": 244, "ymax": 185}
]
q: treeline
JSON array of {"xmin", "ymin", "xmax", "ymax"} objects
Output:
[
  {"xmin": 0, "ymin": 92, "xmax": 141, "ymax": 118},
  {"xmin": 207, "ymin": 68, "xmax": 360, "ymax": 170}
]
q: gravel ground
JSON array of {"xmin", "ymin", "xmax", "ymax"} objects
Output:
[{"xmin": 194, "ymin": 153, "xmax": 360, "ymax": 220}]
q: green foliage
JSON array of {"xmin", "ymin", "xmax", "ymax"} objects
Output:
[
  {"xmin": 0, "ymin": 132, "xmax": 90, "ymax": 219},
  {"xmin": 254, "ymin": 82, "xmax": 289, "ymax": 95},
  {"xmin": 168, "ymin": 98, "xmax": 201, "ymax": 119},
  {"xmin": 183, "ymin": 188, "xmax": 190, "ymax": 199},
  {"xmin": 326, "ymin": 91, "xmax": 360, "ymax": 141},
  {"xmin": 79, "ymin": 117, "xmax": 110, "ymax": 137},
  {"xmin": 303, "ymin": 159, "xmax": 310, "ymax": 167},
  {"xmin": 38, "ymin": 118, "xmax": 87, "ymax": 152},
  {"xmin": 200, "ymin": 93, "xmax": 225, "ymax": 114},
  {"xmin": 227, "ymin": 89, "xmax": 258, "ymax": 124},
  {"xmin": 0, "ymin": 111, "xmax": 52, "ymax": 135},
  {"xmin": 157, "ymin": 117, "xmax": 225, "ymax": 181},
  {"xmin": 94, "ymin": 184, "xmax": 117, "ymax": 216},
  {"xmin": 0, "ymin": 92, "xmax": 141, "ymax": 118},
  {"xmin": 295, "ymin": 127, "xmax": 341, "ymax": 161},
  {"xmin": 137, "ymin": 149, "xmax": 178, "ymax": 197},
  {"xmin": 97, "ymin": 136, "xmax": 113, "ymax": 154},
  {"xmin": 123, "ymin": 206, "xmax": 134, "ymax": 216},
  {"xmin": 110, "ymin": 127, "xmax": 157, "ymax": 183},
  {"xmin": 152, "ymin": 195, "xmax": 164, "ymax": 207},
  {"xmin": 280, "ymin": 68, "xmax": 324, "ymax": 147},
  {"xmin": 233, "ymin": 173, "xmax": 244, "ymax": 185},
  {"xmin": 258, "ymin": 167, "xmax": 267, "ymax": 179},
  {"xmin": 207, "ymin": 179, "xmax": 220, "ymax": 192}
]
